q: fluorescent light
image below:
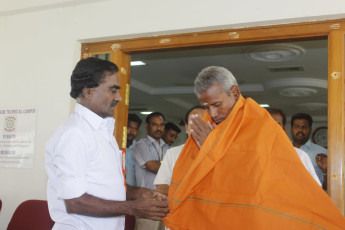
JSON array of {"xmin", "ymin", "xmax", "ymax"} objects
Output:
[
  {"xmin": 260, "ymin": 104, "xmax": 270, "ymax": 108},
  {"xmin": 131, "ymin": 61, "xmax": 146, "ymax": 66},
  {"xmin": 140, "ymin": 111, "xmax": 153, "ymax": 115}
]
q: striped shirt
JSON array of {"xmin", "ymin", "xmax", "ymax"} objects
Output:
[{"xmin": 134, "ymin": 135, "xmax": 169, "ymax": 189}]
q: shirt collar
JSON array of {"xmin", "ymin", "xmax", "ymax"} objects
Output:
[
  {"xmin": 147, "ymin": 135, "xmax": 166, "ymax": 147},
  {"xmin": 304, "ymin": 139, "xmax": 312, "ymax": 148},
  {"xmin": 127, "ymin": 139, "xmax": 136, "ymax": 150},
  {"xmin": 75, "ymin": 103, "xmax": 115, "ymax": 133}
]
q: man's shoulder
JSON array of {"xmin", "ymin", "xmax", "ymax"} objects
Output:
[
  {"xmin": 136, "ymin": 136, "xmax": 150, "ymax": 144},
  {"xmin": 164, "ymin": 144, "xmax": 184, "ymax": 161},
  {"xmin": 47, "ymin": 114, "xmax": 91, "ymax": 145},
  {"xmin": 166, "ymin": 144, "xmax": 184, "ymax": 155},
  {"xmin": 308, "ymin": 141, "xmax": 328, "ymax": 153}
]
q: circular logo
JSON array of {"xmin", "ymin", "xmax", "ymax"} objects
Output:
[{"xmin": 4, "ymin": 116, "xmax": 16, "ymax": 132}]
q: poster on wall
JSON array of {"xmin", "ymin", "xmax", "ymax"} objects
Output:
[{"xmin": 0, "ymin": 108, "xmax": 37, "ymax": 168}]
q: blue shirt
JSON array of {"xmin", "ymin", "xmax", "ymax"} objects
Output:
[
  {"xmin": 125, "ymin": 139, "xmax": 136, "ymax": 186},
  {"xmin": 299, "ymin": 139, "xmax": 328, "ymax": 184}
]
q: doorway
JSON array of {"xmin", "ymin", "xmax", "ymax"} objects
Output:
[{"xmin": 82, "ymin": 19, "xmax": 345, "ymax": 212}]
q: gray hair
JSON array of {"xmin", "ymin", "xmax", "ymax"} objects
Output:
[{"xmin": 194, "ymin": 66, "xmax": 238, "ymax": 96}]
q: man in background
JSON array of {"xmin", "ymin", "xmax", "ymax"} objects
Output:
[
  {"xmin": 291, "ymin": 113, "xmax": 328, "ymax": 186},
  {"xmin": 267, "ymin": 108, "xmax": 321, "ymax": 186},
  {"xmin": 162, "ymin": 122, "xmax": 181, "ymax": 147},
  {"xmin": 134, "ymin": 112, "xmax": 169, "ymax": 230},
  {"xmin": 126, "ymin": 113, "xmax": 142, "ymax": 187},
  {"xmin": 155, "ymin": 106, "xmax": 206, "ymax": 195}
]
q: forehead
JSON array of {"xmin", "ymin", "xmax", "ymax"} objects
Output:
[
  {"xmin": 166, "ymin": 129, "xmax": 178, "ymax": 135},
  {"xmin": 197, "ymin": 83, "xmax": 227, "ymax": 104},
  {"xmin": 149, "ymin": 115, "xmax": 164, "ymax": 123},
  {"xmin": 128, "ymin": 120, "xmax": 139, "ymax": 128},
  {"xmin": 293, "ymin": 119, "xmax": 309, "ymax": 126},
  {"xmin": 271, "ymin": 113, "xmax": 283, "ymax": 123},
  {"xmin": 100, "ymin": 72, "xmax": 120, "ymax": 86}
]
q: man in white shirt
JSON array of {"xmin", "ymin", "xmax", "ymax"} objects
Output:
[
  {"xmin": 154, "ymin": 106, "xmax": 206, "ymax": 195},
  {"xmin": 267, "ymin": 108, "xmax": 321, "ymax": 186},
  {"xmin": 46, "ymin": 57, "xmax": 168, "ymax": 230},
  {"xmin": 291, "ymin": 112, "xmax": 328, "ymax": 190}
]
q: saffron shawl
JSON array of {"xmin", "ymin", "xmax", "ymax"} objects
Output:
[{"xmin": 165, "ymin": 96, "xmax": 345, "ymax": 230}]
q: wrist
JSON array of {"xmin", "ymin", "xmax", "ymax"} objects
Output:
[
  {"xmin": 322, "ymin": 171, "xmax": 327, "ymax": 176},
  {"xmin": 125, "ymin": 200, "xmax": 135, "ymax": 216}
]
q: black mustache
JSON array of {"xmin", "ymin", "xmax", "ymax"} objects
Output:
[
  {"xmin": 296, "ymin": 132, "xmax": 305, "ymax": 136},
  {"xmin": 155, "ymin": 131, "xmax": 162, "ymax": 134},
  {"xmin": 111, "ymin": 101, "xmax": 119, "ymax": 107}
]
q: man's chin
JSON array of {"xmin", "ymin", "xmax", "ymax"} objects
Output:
[
  {"xmin": 294, "ymin": 138, "xmax": 308, "ymax": 144},
  {"xmin": 214, "ymin": 119, "xmax": 224, "ymax": 124},
  {"xmin": 153, "ymin": 135, "xmax": 162, "ymax": 140}
]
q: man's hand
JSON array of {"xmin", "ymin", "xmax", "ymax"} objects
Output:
[
  {"xmin": 189, "ymin": 114, "xmax": 216, "ymax": 148},
  {"xmin": 155, "ymin": 184, "xmax": 169, "ymax": 196},
  {"xmin": 316, "ymin": 153, "xmax": 327, "ymax": 174},
  {"xmin": 142, "ymin": 189, "xmax": 168, "ymax": 201},
  {"xmin": 145, "ymin": 160, "xmax": 161, "ymax": 174},
  {"xmin": 131, "ymin": 198, "xmax": 169, "ymax": 221}
]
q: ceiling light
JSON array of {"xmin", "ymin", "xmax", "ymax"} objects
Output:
[
  {"xmin": 260, "ymin": 104, "xmax": 270, "ymax": 108},
  {"xmin": 279, "ymin": 87, "xmax": 317, "ymax": 97},
  {"xmin": 140, "ymin": 111, "xmax": 152, "ymax": 115},
  {"xmin": 131, "ymin": 61, "xmax": 146, "ymax": 66},
  {"xmin": 245, "ymin": 44, "xmax": 305, "ymax": 62}
]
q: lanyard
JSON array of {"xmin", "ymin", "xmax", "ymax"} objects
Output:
[{"xmin": 153, "ymin": 141, "xmax": 163, "ymax": 161}]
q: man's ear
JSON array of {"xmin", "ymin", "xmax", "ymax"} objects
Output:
[
  {"xmin": 82, "ymin": 87, "xmax": 93, "ymax": 99},
  {"xmin": 283, "ymin": 125, "xmax": 287, "ymax": 132},
  {"xmin": 231, "ymin": 85, "xmax": 240, "ymax": 100}
]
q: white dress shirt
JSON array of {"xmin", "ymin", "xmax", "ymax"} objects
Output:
[
  {"xmin": 300, "ymin": 139, "xmax": 328, "ymax": 184},
  {"xmin": 46, "ymin": 103, "xmax": 125, "ymax": 230},
  {"xmin": 294, "ymin": 147, "xmax": 321, "ymax": 186},
  {"xmin": 154, "ymin": 144, "xmax": 184, "ymax": 186}
]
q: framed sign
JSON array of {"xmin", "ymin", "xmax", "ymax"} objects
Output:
[{"xmin": 0, "ymin": 108, "xmax": 37, "ymax": 168}]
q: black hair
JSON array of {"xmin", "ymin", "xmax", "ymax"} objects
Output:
[
  {"xmin": 70, "ymin": 57, "xmax": 118, "ymax": 99},
  {"xmin": 128, "ymin": 113, "xmax": 142, "ymax": 127},
  {"xmin": 165, "ymin": 122, "xmax": 181, "ymax": 133},
  {"xmin": 146, "ymin": 112, "xmax": 165, "ymax": 123},
  {"xmin": 266, "ymin": 108, "xmax": 286, "ymax": 126},
  {"xmin": 291, "ymin": 113, "xmax": 313, "ymax": 128},
  {"xmin": 184, "ymin": 106, "xmax": 204, "ymax": 124}
]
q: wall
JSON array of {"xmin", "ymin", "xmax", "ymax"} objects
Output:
[{"xmin": 0, "ymin": 0, "xmax": 344, "ymax": 228}]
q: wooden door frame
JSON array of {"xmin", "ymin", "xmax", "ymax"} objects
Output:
[{"xmin": 81, "ymin": 18, "xmax": 345, "ymax": 213}]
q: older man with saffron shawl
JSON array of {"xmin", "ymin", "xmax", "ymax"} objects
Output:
[{"xmin": 164, "ymin": 66, "xmax": 345, "ymax": 230}]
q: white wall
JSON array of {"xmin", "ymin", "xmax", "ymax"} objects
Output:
[{"xmin": 0, "ymin": 0, "xmax": 344, "ymax": 228}]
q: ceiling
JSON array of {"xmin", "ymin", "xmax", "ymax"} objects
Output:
[{"xmin": 129, "ymin": 39, "xmax": 328, "ymax": 125}]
